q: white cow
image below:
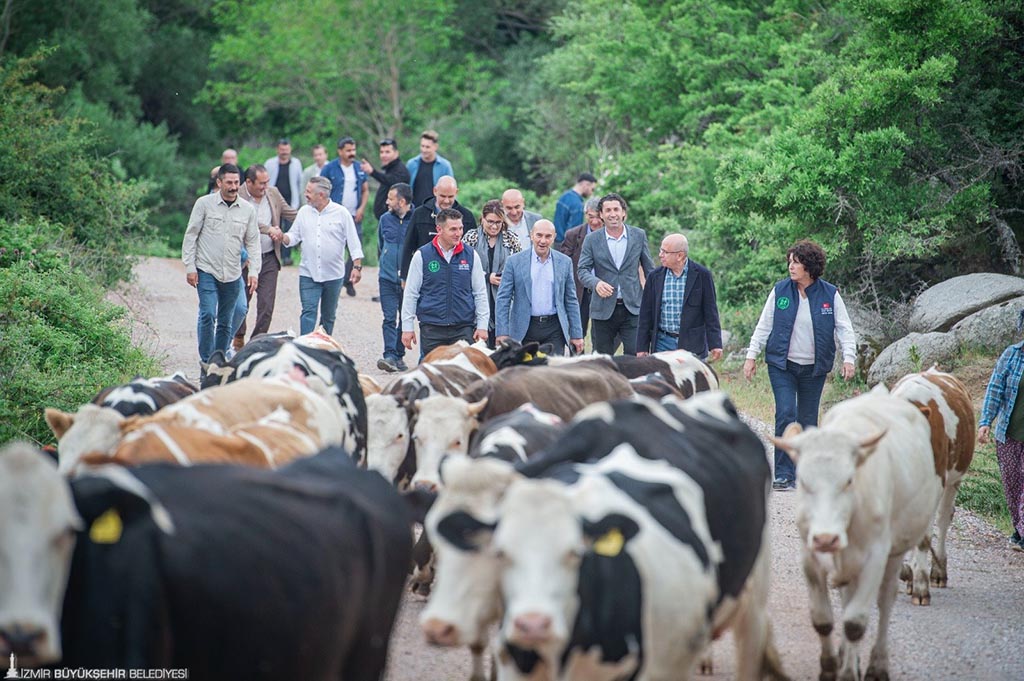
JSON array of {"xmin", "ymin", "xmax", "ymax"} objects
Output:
[{"xmin": 772, "ymin": 384, "xmax": 943, "ymax": 681}]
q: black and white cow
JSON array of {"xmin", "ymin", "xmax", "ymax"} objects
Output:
[
  {"xmin": 200, "ymin": 331, "xmax": 367, "ymax": 464},
  {"xmin": 420, "ymin": 393, "xmax": 788, "ymax": 681},
  {"xmin": 0, "ymin": 442, "xmax": 412, "ymax": 680},
  {"xmin": 468, "ymin": 404, "xmax": 565, "ymax": 463},
  {"xmin": 89, "ymin": 372, "xmax": 198, "ymax": 417}
]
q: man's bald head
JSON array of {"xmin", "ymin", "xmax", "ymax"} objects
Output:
[
  {"xmin": 434, "ymin": 175, "xmax": 458, "ymax": 210},
  {"xmin": 501, "ymin": 189, "xmax": 526, "ymax": 224},
  {"xmin": 530, "ymin": 219, "xmax": 556, "ymax": 258},
  {"xmin": 662, "ymin": 233, "xmax": 688, "ymax": 254},
  {"xmin": 659, "ymin": 233, "xmax": 689, "ymax": 274}
]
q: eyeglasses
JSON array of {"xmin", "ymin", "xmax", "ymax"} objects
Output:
[
  {"xmin": 482, "ymin": 218, "xmax": 505, "ymax": 228},
  {"xmin": 659, "ymin": 248, "xmax": 685, "ymax": 254}
]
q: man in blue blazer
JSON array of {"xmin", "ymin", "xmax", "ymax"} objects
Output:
[
  {"xmin": 637, "ymin": 233, "xmax": 723, "ymax": 361},
  {"xmin": 495, "ymin": 220, "xmax": 584, "ymax": 356},
  {"xmin": 577, "ymin": 193, "xmax": 657, "ymax": 355}
]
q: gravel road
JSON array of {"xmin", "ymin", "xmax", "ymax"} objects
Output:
[{"xmin": 111, "ymin": 256, "xmax": 1024, "ymax": 681}]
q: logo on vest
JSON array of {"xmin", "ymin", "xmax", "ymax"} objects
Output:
[
  {"xmin": 427, "ymin": 260, "xmax": 441, "ymax": 273},
  {"xmin": 777, "ymin": 296, "xmax": 790, "ymax": 310},
  {"xmin": 820, "ymin": 301, "xmax": 833, "ymax": 315},
  {"xmin": 457, "ymin": 259, "xmax": 470, "ymax": 271}
]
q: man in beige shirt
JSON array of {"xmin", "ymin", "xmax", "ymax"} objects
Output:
[{"xmin": 182, "ymin": 164, "xmax": 260, "ymax": 372}]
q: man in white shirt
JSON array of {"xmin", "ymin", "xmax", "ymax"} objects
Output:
[
  {"xmin": 299, "ymin": 144, "xmax": 329, "ymax": 206},
  {"xmin": 270, "ymin": 176, "xmax": 363, "ymax": 336},
  {"xmin": 182, "ymin": 164, "xmax": 260, "ymax": 373}
]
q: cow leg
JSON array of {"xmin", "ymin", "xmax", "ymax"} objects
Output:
[
  {"xmin": 734, "ymin": 531, "xmax": 790, "ymax": 681},
  {"xmin": 469, "ymin": 641, "xmax": 488, "ymax": 681},
  {"xmin": 864, "ymin": 554, "xmax": 901, "ymax": 681},
  {"xmin": 698, "ymin": 650, "xmax": 713, "ymax": 675},
  {"xmin": 803, "ymin": 552, "xmax": 837, "ymax": 681},
  {"xmin": 836, "ymin": 584, "xmax": 861, "ymax": 681},
  {"xmin": 908, "ymin": 534, "xmax": 931, "ymax": 605},
  {"xmin": 930, "ymin": 481, "xmax": 958, "ymax": 588}
]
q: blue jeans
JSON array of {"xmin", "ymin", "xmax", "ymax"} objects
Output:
[
  {"xmin": 768, "ymin": 360, "xmax": 828, "ymax": 482},
  {"xmin": 299, "ymin": 276, "xmax": 343, "ymax": 335},
  {"xmin": 196, "ymin": 270, "xmax": 242, "ymax": 363},
  {"xmin": 655, "ymin": 331, "xmax": 677, "ymax": 353},
  {"xmin": 379, "ymin": 278, "xmax": 405, "ymax": 362},
  {"xmin": 231, "ymin": 283, "xmax": 249, "ymax": 338}
]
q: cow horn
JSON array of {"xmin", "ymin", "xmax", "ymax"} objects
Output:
[{"xmin": 467, "ymin": 397, "xmax": 489, "ymax": 418}]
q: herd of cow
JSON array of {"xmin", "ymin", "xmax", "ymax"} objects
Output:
[{"xmin": 0, "ymin": 327, "xmax": 976, "ymax": 681}]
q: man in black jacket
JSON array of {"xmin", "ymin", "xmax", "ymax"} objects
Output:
[
  {"xmin": 361, "ymin": 138, "xmax": 411, "ymax": 220},
  {"xmin": 399, "ymin": 175, "xmax": 477, "ymax": 280},
  {"xmin": 637, "ymin": 233, "xmax": 723, "ymax": 361}
]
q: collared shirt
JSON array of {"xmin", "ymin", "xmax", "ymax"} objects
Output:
[
  {"xmin": 182, "ymin": 192, "xmax": 261, "ymax": 282},
  {"xmin": 401, "ymin": 246, "xmax": 489, "ymax": 332},
  {"xmin": 606, "ymin": 228, "xmax": 628, "ymax": 298},
  {"xmin": 509, "ymin": 218, "xmax": 530, "ymax": 247},
  {"xmin": 659, "ymin": 261, "xmax": 688, "ymax": 334},
  {"xmin": 981, "ymin": 341, "xmax": 1024, "ymax": 443},
  {"xmin": 286, "ymin": 201, "xmax": 364, "ymax": 283},
  {"xmin": 530, "ymin": 252, "xmax": 556, "ymax": 317},
  {"xmin": 340, "ymin": 162, "xmax": 358, "ymax": 213},
  {"xmin": 253, "ymin": 195, "xmax": 273, "ymax": 253}
]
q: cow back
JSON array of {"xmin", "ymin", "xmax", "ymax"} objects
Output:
[
  {"xmin": 892, "ymin": 369, "xmax": 976, "ymax": 480},
  {"xmin": 463, "ymin": 366, "xmax": 634, "ymax": 421},
  {"xmin": 92, "ymin": 374, "xmax": 199, "ymax": 418}
]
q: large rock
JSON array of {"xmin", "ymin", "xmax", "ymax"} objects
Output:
[
  {"xmin": 844, "ymin": 303, "xmax": 889, "ymax": 380},
  {"xmin": 909, "ymin": 273, "xmax": 1024, "ymax": 333},
  {"xmin": 951, "ymin": 295, "xmax": 1024, "ymax": 351},
  {"xmin": 868, "ymin": 332, "xmax": 959, "ymax": 387}
]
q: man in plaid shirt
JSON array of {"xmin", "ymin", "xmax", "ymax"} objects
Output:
[{"xmin": 637, "ymin": 233, "xmax": 723, "ymax": 360}]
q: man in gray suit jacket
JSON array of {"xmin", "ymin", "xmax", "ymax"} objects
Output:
[
  {"xmin": 495, "ymin": 220, "xmax": 584, "ymax": 356},
  {"xmin": 577, "ymin": 193, "xmax": 656, "ymax": 355}
]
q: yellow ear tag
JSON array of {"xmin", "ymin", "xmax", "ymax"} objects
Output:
[
  {"xmin": 89, "ymin": 509, "xmax": 123, "ymax": 544},
  {"xmin": 592, "ymin": 527, "xmax": 624, "ymax": 557},
  {"xmin": 523, "ymin": 353, "xmax": 534, "ymax": 362}
]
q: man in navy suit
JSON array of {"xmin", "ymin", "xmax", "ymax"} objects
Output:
[
  {"xmin": 577, "ymin": 193, "xmax": 656, "ymax": 355},
  {"xmin": 637, "ymin": 233, "xmax": 723, "ymax": 361},
  {"xmin": 495, "ymin": 220, "xmax": 584, "ymax": 356}
]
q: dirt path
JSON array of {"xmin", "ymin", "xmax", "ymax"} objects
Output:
[{"xmin": 112, "ymin": 257, "xmax": 1024, "ymax": 680}]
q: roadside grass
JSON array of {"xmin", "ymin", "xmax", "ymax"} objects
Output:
[{"xmin": 717, "ymin": 353, "xmax": 1013, "ymax": 534}]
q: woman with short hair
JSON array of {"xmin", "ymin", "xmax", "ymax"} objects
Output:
[{"xmin": 463, "ymin": 200, "xmax": 523, "ymax": 348}]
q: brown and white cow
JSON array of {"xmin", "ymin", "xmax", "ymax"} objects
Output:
[
  {"xmin": 891, "ymin": 366, "xmax": 975, "ymax": 602},
  {"xmin": 46, "ymin": 372, "xmax": 346, "ymax": 475},
  {"xmin": 772, "ymin": 385, "xmax": 943, "ymax": 681}
]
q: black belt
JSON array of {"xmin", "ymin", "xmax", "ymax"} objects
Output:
[
  {"xmin": 615, "ymin": 300, "xmax": 626, "ymax": 305},
  {"xmin": 531, "ymin": 315, "xmax": 556, "ymax": 323},
  {"xmin": 659, "ymin": 329, "xmax": 679, "ymax": 337}
]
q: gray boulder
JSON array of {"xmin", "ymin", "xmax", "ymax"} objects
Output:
[
  {"xmin": 868, "ymin": 332, "xmax": 959, "ymax": 387},
  {"xmin": 951, "ymin": 295, "xmax": 1024, "ymax": 351},
  {"xmin": 845, "ymin": 303, "xmax": 889, "ymax": 380},
  {"xmin": 909, "ymin": 273, "xmax": 1024, "ymax": 333}
]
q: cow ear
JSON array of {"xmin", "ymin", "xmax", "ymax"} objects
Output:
[
  {"xmin": 413, "ymin": 385, "xmax": 431, "ymax": 402},
  {"xmin": 467, "ymin": 397, "xmax": 489, "ymax": 419},
  {"xmin": 402, "ymin": 488, "xmax": 437, "ymax": 524},
  {"xmin": 769, "ymin": 423, "xmax": 804, "ymax": 462},
  {"xmin": 855, "ymin": 429, "xmax": 887, "ymax": 466},
  {"xmin": 45, "ymin": 408, "xmax": 75, "ymax": 440},
  {"xmin": 582, "ymin": 513, "xmax": 640, "ymax": 557},
  {"xmin": 434, "ymin": 510, "xmax": 497, "ymax": 552},
  {"xmin": 70, "ymin": 468, "xmax": 175, "ymax": 541}
]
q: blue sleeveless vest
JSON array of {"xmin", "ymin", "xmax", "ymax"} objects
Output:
[
  {"xmin": 765, "ymin": 278, "xmax": 838, "ymax": 376},
  {"xmin": 416, "ymin": 239, "xmax": 476, "ymax": 326}
]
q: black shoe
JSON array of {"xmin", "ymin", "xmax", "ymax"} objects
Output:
[
  {"xmin": 345, "ymin": 282, "xmax": 356, "ymax": 297},
  {"xmin": 1011, "ymin": 531, "xmax": 1024, "ymax": 552},
  {"xmin": 371, "ymin": 295, "xmax": 381, "ymax": 302},
  {"xmin": 281, "ymin": 258, "xmax": 293, "ymax": 266},
  {"xmin": 377, "ymin": 357, "xmax": 399, "ymax": 373},
  {"xmin": 395, "ymin": 358, "xmax": 409, "ymax": 371},
  {"xmin": 772, "ymin": 478, "xmax": 794, "ymax": 492}
]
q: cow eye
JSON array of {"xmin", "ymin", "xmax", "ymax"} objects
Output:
[
  {"xmin": 493, "ymin": 548, "xmax": 509, "ymax": 564},
  {"xmin": 564, "ymin": 549, "xmax": 583, "ymax": 566},
  {"xmin": 53, "ymin": 529, "xmax": 75, "ymax": 550},
  {"xmin": 394, "ymin": 432, "xmax": 405, "ymax": 442},
  {"xmin": 843, "ymin": 478, "xmax": 853, "ymax": 490},
  {"xmin": 452, "ymin": 439, "xmax": 462, "ymax": 448}
]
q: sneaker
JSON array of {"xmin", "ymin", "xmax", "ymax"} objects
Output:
[
  {"xmin": 345, "ymin": 282, "xmax": 356, "ymax": 297},
  {"xmin": 371, "ymin": 295, "xmax": 381, "ymax": 302},
  {"xmin": 377, "ymin": 357, "xmax": 399, "ymax": 373},
  {"xmin": 772, "ymin": 478, "xmax": 794, "ymax": 492},
  {"xmin": 1011, "ymin": 531, "xmax": 1024, "ymax": 552},
  {"xmin": 395, "ymin": 358, "xmax": 409, "ymax": 371}
]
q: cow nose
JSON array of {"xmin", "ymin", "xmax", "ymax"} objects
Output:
[
  {"xmin": 422, "ymin": 618, "xmax": 459, "ymax": 646},
  {"xmin": 0, "ymin": 624, "xmax": 47, "ymax": 655},
  {"xmin": 413, "ymin": 480, "xmax": 438, "ymax": 493},
  {"xmin": 513, "ymin": 613, "xmax": 552, "ymax": 642},
  {"xmin": 812, "ymin": 533, "xmax": 841, "ymax": 553}
]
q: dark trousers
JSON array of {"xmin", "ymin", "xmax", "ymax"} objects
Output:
[
  {"xmin": 343, "ymin": 221, "xmax": 363, "ymax": 286},
  {"xmin": 234, "ymin": 253, "xmax": 281, "ymax": 344},
  {"xmin": 420, "ymin": 323, "xmax": 474, "ymax": 359},
  {"xmin": 591, "ymin": 301, "xmax": 638, "ymax": 355},
  {"xmin": 524, "ymin": 315, "xmax": 565, "ymax": 356},
  {"xmin": 579, "ymin": 288, "xmax": 592, "ymax": 338},
  {"xmin": 379, "ymin": 278, "xmax": 405, "ymax": 362},
  {"xmin": 768, "ymin": 360, "xmax": 828, "ymax": 482}
]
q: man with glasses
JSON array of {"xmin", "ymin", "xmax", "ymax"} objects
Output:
[
  {"xmin": 361, "ymin": 138, "xmax": 411, "ymax": 220},
  {"xmin": 637, "ymin": 233, "xmax": 723, "ymax": 361}
]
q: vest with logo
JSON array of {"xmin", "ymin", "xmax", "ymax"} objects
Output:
[
  {"xmin": 416, "ymin": 239, "xmax": 476, "ymax": 326},
  {"xmin": 765, "ymin": 277, "xmax": 838, "ymax": 376}
]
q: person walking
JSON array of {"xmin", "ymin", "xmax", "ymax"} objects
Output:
[
  {"xmin": 376, "ymin": 183, "xmax": 415, "ymax": 373},
  {"xmin": 462, "ymin": 200, "xmax": 523, "ymax": 348},
  {"xmin": 406, "ymin": 129, "xmax": 454, "ymax": 207},
  {"xmin": 401, "ymin": 208, "xmax": 489, "ymax": 358},
  {"xmin": 743, "ymin": 239, "xmax": 857, "ymax": 491},
  {"xmin": 265, "ymin": 138, "xmax": 303, "ymax": 265},
  {"xmin": 269, "ymin": 176, "xmax": 363, "ymax": 335},
  {"xmin": 577, "ymin": 193, "xmax": 656, "ymax": 355},
  {"xmin": 553, "ymin": 172, "xmax": 596, "ymax": 245},
  {"xmin": 559, "ymin": 198, "xmax": 603, "ymax": 337},
  {"xmin": 637, "ymin": 233, "xmax": 722, "ymax": 361},
  {"xmin": 320, "ymin": 137, "xmax": 369, "ymax": 297},
  {"xmin": 182, "ymin": 164, "xmax": 259, "ymax": 376},
  {"xmin": 495, "ymin": 219, "xmax": 584, "ymax": 357},
  {"xmin": 399, "ymin": 176, "xmax": 477, "ymax": 280},
  {"xmin": 977, "ymin": 309, "xmax": 1024, "ymax": 551},
  {"xmin": 361, "ymin": 137, "xmax": 411, "ymax": 221}
]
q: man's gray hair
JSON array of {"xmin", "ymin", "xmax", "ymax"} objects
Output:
[
  {"xmin": 584, "ymin": 198, "xmax": 600, "ymax": 212},
  {"xmin": 308, "ymin": 175, "xmax": 332, "ymax": 197}
]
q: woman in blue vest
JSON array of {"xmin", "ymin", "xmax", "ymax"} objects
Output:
[{"xmin": 743, "ymin": 240, "xmax": 857, "ymax": 491}]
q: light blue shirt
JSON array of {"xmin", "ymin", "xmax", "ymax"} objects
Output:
[
  {"xmin": 606, "ymin": 229, "xmax": 628, "ymax": 298},
  {"xmin": 530, "ymin": 252, "xmax": 556, "ymax": 316}
]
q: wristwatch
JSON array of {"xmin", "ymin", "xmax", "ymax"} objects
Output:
[{"xmin": 353, "ymin": 265, "xmax": 363, "ymax": 271}]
